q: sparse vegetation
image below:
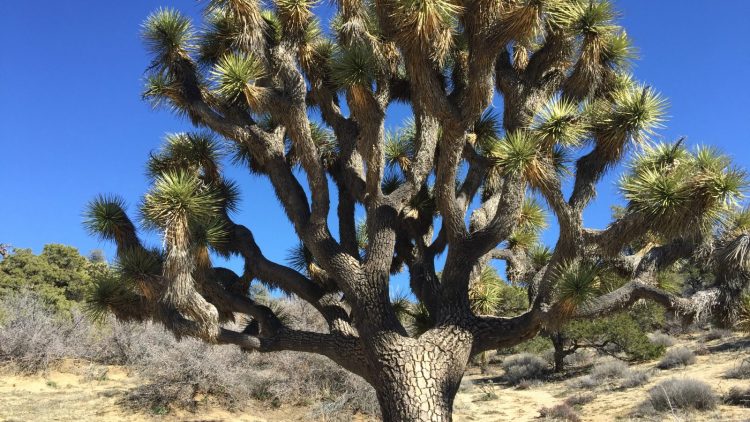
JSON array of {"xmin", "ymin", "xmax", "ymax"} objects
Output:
[
  {"xmin": 501, "ymin": 353, "xmax": 549, "ymax": 385},
  {"xmin": 657, "ymin": 347, "xmax": 696, "ymax": 370},
  {"xmin": 704, "ymin": 328, "xmax": 732, "ymax": 341},
  {"xmin": 539, "ymin": 403, "xmax": 581, "ymax": 422},
  {"xmin": 725, "ymin": 358, "xmax": 750, "ymax": 379},
  {"xmin": 647, "ymin": 332, "xmax": 676, "ymax": 348},
  {"xmin": 620, "ymin": 369, "xmax": 651, "ymax": 388},
  {"xmin": 645, "ymin": 378, "xmax": 718, "ymax": 412},
  {"xmin": 724, "ymin": 386, "xmax": 750, "ymax": 408}
]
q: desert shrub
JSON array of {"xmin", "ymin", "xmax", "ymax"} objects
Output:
[
  {"xmin": 657, "ymin": 347, "xmax": 695, "ymax": 369},
  {"xmin": 564, "ymin": 393, "xmax": 596, "ymax": 407},
  {"xmin": 563, "ymin": 349, "xmax": 594, "ymax": 368},
  {"xmin": 703, "ymin": 328, "xmax": 732, "ymax": 341},
  {"xmin": 0, "ymin": 293, "xmax": 98, "ymax": 373},
  {"xmin": 501, "ymin": 353, "xmax": 549, "ymax": 385},
  {"xmin": 589, "ymin": 358, "xmax": 628, "ymax": 381},
  {"xmin": 539, "ymin": 403, "xmax": 581, "ymax": 421},
  {"xmin": 572, "ymin": 375, "xmax": 599, "ymax": 389},
  {"xmin": 646, "ymin": 378, "xmax": 718, "ymax": 411},
  {"xmin": 116, "ymin": 320, "xmax": 377, "ymax": 417},
  {"xmin": 647, "ymin": 332, "xmax": 675, "ymax": 348},
  {"xmin": 724, "ymin": 387, "xmax": 750, "ymax": 408},
  {"xmin": 620, "ymin": 369, "xmax": 651, "ymax": 388},
  {"xmin": 725, "ymin": 359, "xmax": 750, "ymax": 379}
]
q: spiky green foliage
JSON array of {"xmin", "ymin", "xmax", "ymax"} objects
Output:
[
  {"xmin": 142, "ymin": 172, "xmax": 222, "ymax": 228},
  {"xmin": 330, "ymin": 44, "xmax": 377, "ymax": 88},
  {"xmin": 554, "ymin": 0, "xmax": 617, "ymax": 36},
  {"xmin": 85, "ymin": 275, "xmax": 142, "ymax": 322},
  {"xmin": 142, "ymin": 8, "xmax": 194, "ymax": 65},
  {"xmin": 470, "ymin": 267, "xmax": 503, "ymax": 316},
  {"xmin": 590, "ymin": 85, "xmax": 666, "ymax": 155},
  {"xmin": 385, "ymin": 129, "xmax": 415, "ymax": 171},
  {"xmin": 286, "ymin": 243, "xmax": 314, "ymax": 275},
  {"xmin": 275, "ymin": 0, "xmax": 316, "ymax": 35},
  {"xmin": 530, "ymin": 244, "xmax": 553, "ymax": 269},
  {"xmin": 472, "ymin": 111, "xmax": 501, "ymax": 152},
  {"xmin": 601, "ymin": 30, "xmax": 636, "ymax": 68},
  {"xmin": 210, "ymin": 52, "xmax": 265, "ymax": 105},
  {"xmin": 392, "ymin": 0, "xmax": 461, "ymax": 63},
  {"xmin": 83, "ymin": 195, "xmax": 135, "ymax": 242},
  {"xmin": 116, "ymin": 248, "xmax": 163, "ymax": 283},
  {"xmin": 148, "ymin": 133, "xmax": 224, "ymax": 181},
  {"xmin": 488, "ymin": 131, "xmax": 540, "ymax": 176},
  {"xmin": 534, "ymin": 98, "xmax": 587, "ymax": 148},
  {"xmin": 621, "ymin": 144, "xmax": 746, "ymax": 237},
  {"xmin": 554, "ymin": 261, "xmax": 601, "ymax": 313},
  {"xmin": 382, "ymin": 173, "xmax": 405, "ymax": 195}
]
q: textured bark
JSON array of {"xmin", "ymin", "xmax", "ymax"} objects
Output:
[{"xmin": 370, "ymin": 328, "xmax": 473, "ymax": 422}]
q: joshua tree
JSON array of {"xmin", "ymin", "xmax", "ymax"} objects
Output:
[{"xmin": 85, "ymin": 1, "xmax": 750, "ymax": 419}]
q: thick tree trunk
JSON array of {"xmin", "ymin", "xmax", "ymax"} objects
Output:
[{"xmin": 369, "ymin": 326, "xmax": 473, "ymax": 421}]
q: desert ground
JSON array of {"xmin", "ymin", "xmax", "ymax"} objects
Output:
[{"xmin": 1, "ymin": 332, "xmax": 748, "ymax": 422}]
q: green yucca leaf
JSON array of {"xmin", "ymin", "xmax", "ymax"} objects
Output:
[
  {"xmin": 534, "ymin": 97, "xmax": 587, "ymax": 148},
  {"xmin": 385, "ymin": 129, "xmax": 416, "ymax": 171},
  {"xmin": 630, "ymin": 141, "xmax": 689, "ymax": 175},
  {"xmin": 142, "ymin": 72, "xmax": 181, "ymax": 109},
  {"xmin": 591, "ymin": 85, "xmax": 667, "ymax": 154},
  {"xmin": 142, "ymin": 8, "xmax": 194, "ymax": 63},
  {"xmin": 692, "ymin": 145, "xmax": 732, "ymax": 173},
  {"xmin": 142, "ymin": 171, "xmax": 222, "ymax": 227},
  {"xmin": 356, "ymin": 219, "xmax": 368, "ymax": 250},
  {"xmin": 286, "ymin": 243, "xmax": 314, "ymax": 273},
  {"xmin": 488, "ymin": 131, "xmax": 539, "ymax": 176},
  {"xmin": 553, "ymin": 0, "xmax": 617, "ymax": 36},
  {"xmin": 555, "ymin": 261, "xmax": 601, "ymax": 310},
  {"xmin": 470, "ymin": 266, "xmax": 503, "ymax": 316},
  {"xmin": 148, "ymin": 132, "xmax": 225, "ymax": 180},
  {"xmin": 393, "ymin": 0, "xmax": 461, "ymax": 63},
  {"xmin": 382, "ymin": 173, "xmax": 405, "ymax": 195},
  {"xmin": 85, "ymin": 276, "xmax": 142, "ymax": 322},
  {"xmin": 601, "ymin": 30, "xmax": 636, "ymax": 68},
  {"xmin": 655, "ymin": 271, "xmax": 683, "ymax": 294},
  {"xmin": 275, "ymin": 0, "xmax": 316, "ymax": 34},
  {"xmin": 260, "ymin": 9, "xmax": 282, "ymax": 44},
  {"xmin": 409, "ymin": 302, "xmax": 434, "ymax": 335},
  {"xmin": 507, "ymin": 229, "xmax": 539, "ymax": 250},
  {"xmin": 529, "ymin": 244, "xmax": 553, "ymax": 268},
  {"xmin": 330, "ymin": 44, "xmax": 377, "ymax": 88},
  {"xmin": 518, "ymin": 198, "xmax": 548, "ymax": 232},
  {"xmin": 473, "ymin": 111, "xmax": 502, "ymax": 152},
  {"xmin": 116, "ymin": 247, "xmax": 163, "ymax": 282},
  {"xmin": 83, "ymin": 195, "xmax": 136, "ymax": 241},
  {"xmin": 620, "ymin": 168, "xmax": 690, "ymax": 217},
  {"xmin": 198, "ymin": 9, "xmax": 239, "ymax": 65},
  {"xmin": 390, "ymin": 291, "xmax": 413, "ymax": 323},
  {"xmin": 210, "ymin": 52, "xmax": 265, "ymax": 104}
]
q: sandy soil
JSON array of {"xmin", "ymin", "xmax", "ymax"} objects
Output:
[{"xmin": 1, "ymin": 333, "xmax": 748, "ymax": 422}]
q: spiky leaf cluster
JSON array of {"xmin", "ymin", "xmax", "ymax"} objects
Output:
[
  {"xmin": 554, "ymin": 261, "xmax": 601, "ymax": 314},
  {"xmin": 83, "ymin": 195, "xmax": 136, "ymax": 242},
  {"xmin": 142, "ymin": 8, "xmax": 194, "ymax": 66},
  {"xmin": 621, "ymin": 144, "xmax": 746, "ymax": 238},
  {"xmin": 210, "ymin": 52, "xmax": 265, "ymax": 106},
  {"xmin": 589, "ymin": 85, "xmax": 666, "ymax": 157},
  {"xmin": 142, "ymin": 172, "xmax": 223, "ymax": 228},
  {"xmin": 391, "ymin": 0, "xmax": 461, "ymax": 64}
]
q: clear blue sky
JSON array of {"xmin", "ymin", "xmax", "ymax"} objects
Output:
[{"xmin": 2, "ymin": 1, "xmax": 749, "ymax": 290}]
